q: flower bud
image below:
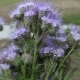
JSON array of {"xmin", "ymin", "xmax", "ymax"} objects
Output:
[{"xmin": 22, "ymin": 53, "xmax": 32, "ymax": 64}]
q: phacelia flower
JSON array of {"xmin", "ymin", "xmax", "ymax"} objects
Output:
[
  {"xmin": 53, "ymin": 48, "xmax": 64, "ymax": 57},
  {"xmin": 37, "ymin": 3, "xmax": 52, "ymax": 17},
  {"xmin": 39, "ymin": 34, "xmax": 69, "ymax": 57},
  {"xmin": 41, "ymin": 9, "xmax": 62, "ymax": 28},
  {"xmin": 11, "ymin": 27, "xmax": 28, "ymax": 39},
  {"xmin": 24, "ymin": 1, "xmax": 35, "ymax": 10},
  {"xmin": 0, "ymin": 43, "xmax": 19, "ymax": 62},
  {"xmin": 39, "ymin": 46, "xmax": 64, "ymax": 57},
  {"xmin": 10, "ymin": 9, "xmax": 21, "ymax": 19},
  {"xmin": 39, "ymin": 47, "xmax": 54, "ymax": 54},
  {"xmin": 17, "ymin": 3, "xmax": 26, "ymax": 10},
  {"xmin": 0, "ymin": 63, "xmax": 10, "ymax": 74},
  {"xmin": 24, "ymin": 10, "xmax": 36, "ymax": 17},
  {"xmin": 38, "ymin": 3, "xmax": 52, "ymax": 12},
  {"xmin": 56, "ymin": 33, "xmax": 67, "ymax": 42},
  {"xmin": 68, "ymin": 24, "xmax": 80, "ymax": 41},
  {"xmin": 0, "ymin": 63, "xmax": 10, "ymax": 70},
  {"xmin": 6, "ymin": 52, "xmax": 17, "ymax": 61},
  {"xmin": 17, "ymin": 3, "xmax": 27, "ymax": 14},
  {"xmin": 41, "ymin": 16, "xmax": 52, "ymax": 24}
]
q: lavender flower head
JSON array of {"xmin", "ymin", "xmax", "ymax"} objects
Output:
[
  {"xmin": 11, "ymin": 27, "xmax": 28, "ymax": 39},
  {"xmin": 0, "ymin": 63, "xmax": 10, "ymax": 70},
  {"xmin": 24, "ymin": 10, "xmax": 36, "ymax": 18},
  {"xmin": 56, "ymin": 28, "xmax": 67, "ymax": 42},
  {"xmin": 17, "ymin": 3, "xmax": 26, "ymax": 10},
  {"xmin": 0, "ymin": 63, "xmax": 10, "ymax": 74},
  {"xmin": 10, "ymin": 8, "xmax": 21, "ymax": 19},
  {"xmin": 39, "ymin": 46, "xmax": 64, "ymax": 57},
  {"xmin": 10, "ymin": 1, "xmax": 62, "ymax": 29},
  {"xmin": 24, "ymin": 1, "xmax": 35, "ymax": 10},
  {"xmin": 0, "ymin": 43, "xmax": 19, "ymax": 62},
  {"xmin": 17, "ymin": 3, "xmax": 26, "ymax": 14},
  {"xmin": 40, "ymin": 7, "xmax": 62, "ymax": 28},
  {"xmin": 38, "ymin": 3, "xmax": 52, "ymax": 15},
  {"xmin": 39, "ymin": 35, "xmax": 66, "ymax": 57},
  {"xmin": 41, "ymin": 16, "xmax": 52, "ymax": 24},
  {"xmin": 68, "ymin": 24, "xmax": 80, "ymax": 41},
  {"xmin": 10, "ymin": 1, "xmax": 35, "ymax": 20}
]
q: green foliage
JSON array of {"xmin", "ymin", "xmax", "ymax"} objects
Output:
[
  {"xmin": 62, "ymin": 14, "xmax": 80, "ymax": 24},
  {"xmin": 0, "ymin": 0, "xmax": 20, "ymax": 7}
]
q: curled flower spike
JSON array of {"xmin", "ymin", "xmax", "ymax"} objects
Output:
[
  {"xmin": 39, "ymin": 34, "xmax": 69, "ymax": 57},
  {"xmin": 10, "ymin": 9, "xmax": 21, "ymax": 20},
  {"xmin": 11, "ymin": 27, "xmax": 28, "ymax": 39},
  {"xmin": 24, "ymin": 2, "xmax": 35, "ymax": 10},
  {"xmin": 41, "ymin": 16, "xmax": 52, "ymax": 24},
  {"xmin": 0, "ymin": 63, "xmax": 10, "ymax": 74},
  {"xmin": 38, "ymin": 3, "xmax": 52, "ymax": 17},
  {"xmin": 39, "ymin": 46, "xmax": 64, "ymax": 57},
  {"xmin": 56, "ymin": 29, "xmax": 67, "ymax": 42},
  {"xmin": 53, "ymin": 48, "xmax": 64, "ymax": 57},
  {"xmin": 24, "ymin": 10, "xmax": 36, "ymax": 18},
  {"xmin": 17, "ymin": 3, "xmax": 27, "ymax": 14},
  {"xmin": 68, "ymin": 24, "xmax": 80, "ymax": 41},
  {"xmin": 0, "ymin": 43, "xmax": 19, "ymax": 62},
  {"xmin": 17, "ymin": 3, "xmax": 26, "ymax": 10},
  {"xmin": 0, "ymin": 63, "xmax": 10, "ymax": 70}
]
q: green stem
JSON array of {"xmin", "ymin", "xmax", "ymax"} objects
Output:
[
  {"xmin": 52, "ymin": 44, "xmax": 76, "ymax": 80},
  {"xmin": 31, "ymin": 45, "xmax": 37, "ymax": 80},
  {"xmin": 31, "ymin": 33, "xmax": 38, "ymax": 80},
  {"xmin": 21, "ymin": 64, "xmax": 26, "ymax": 80},
  {"xmin": 45, "ymin": 75, "xmax": 49, "ymax": 80}
]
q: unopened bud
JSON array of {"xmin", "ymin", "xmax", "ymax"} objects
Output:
[{"xmin": 22, "ymin": 53, "xmax": 32, "ymax": 64}]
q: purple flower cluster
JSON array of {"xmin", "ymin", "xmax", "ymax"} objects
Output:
[
  {"xmin": 0, "ymin": 63, "xmax": 10, "ymax": 74},
  {"xmin": 9, "ymin": 1, "xmax": 80, "ymax": 58},
  {"xmin": 11, "ymin": 27, "xmax": 28, "ymax": 39},
  {"xmin": 10, "ymin": 1, "xmax": 61, "ymax": 28},
  {"xmin": 0, "ymin": 43, "xmax": 19, "ymax": 74},
  {"xmin": 68, "ymin": 24, "xmax": 80, "ymax": 41},
  {"xmin": 0, "ymin": 43, "xmax": 19, "ymax": 62},
  {"xmin": 10, "ymin": 9, "xmax": 21, "ymax": 19},
  {"xmin": 56, "ymin": 28, "xmax": 67, "ymax": 42},
  {"xmin": 39, "ymin": 35, "xmax": 69, "ymax": 57},
  {"xmin": 24, "ymin": 10, "xmax": 36, "ymax": 17},
  {"xmin": 10, "ymin": 1, "xmax": 36, "ymax": 20}
]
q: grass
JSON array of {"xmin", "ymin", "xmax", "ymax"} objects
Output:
[
  {"xmin": 0, "ymin": 0, "xmax": 20, "ymax": 7},
  {"xmin": 62, "ymin": 14, "xmax": 80, "ymax": 25}
]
